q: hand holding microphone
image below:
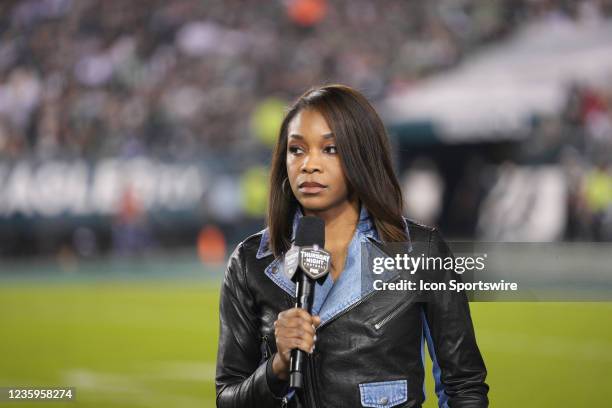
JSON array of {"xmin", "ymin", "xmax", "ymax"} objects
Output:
[
  {"xmin": 271, "ymin": 216, "xmax": 331, "ymax": 389},
  {"xmin": 272, "ymin": 309, "xmax": 320, "ymax": 380}
]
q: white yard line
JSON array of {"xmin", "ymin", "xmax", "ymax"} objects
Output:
[
  {"xmin": 147, "ymin": 361, "xmax": 217, "ymax": 381},
  {"xmin": 62, "ymin": 362, "xmax": 216, "ymax": 407}
]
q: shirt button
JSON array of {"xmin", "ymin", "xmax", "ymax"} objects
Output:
[
  {"xmin": 271, "ymin": 266, "xmax": 278, "ymax": 274},
  {"xmin": 379, "ymin": 396, "xmax": 389, "ymax": 405}
]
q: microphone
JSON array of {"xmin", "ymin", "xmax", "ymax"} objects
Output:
[{"xmin": 288, "ymin": 216, "xmax": 331, "ymax": 389}]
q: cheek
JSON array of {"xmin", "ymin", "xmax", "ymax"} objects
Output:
[{"xmin": 286, "ymin": 156, "xmax": 296, "ymax": 173}]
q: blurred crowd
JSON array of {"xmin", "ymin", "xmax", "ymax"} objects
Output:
[
  {"xmin": 3, "ymin": 0, "xmax": 611, "ymax": 162},
  {"xmin": 1, "ymin": 0, "xmax": 612, "ymax": 260},
  {"xmin": 528, "ymin": 82, "xmax": 612, "ymax": 241}
]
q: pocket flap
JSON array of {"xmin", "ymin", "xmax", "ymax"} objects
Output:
[{"xmin": 359, "ymin": 379, "xmax": 408, "ymax": 407}]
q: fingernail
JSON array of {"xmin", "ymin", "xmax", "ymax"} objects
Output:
[
  {"xmin": 314, "ymin": 335, "xmax": 317, "ymax": 342},
  {"xmin": 310, "ymin": 346, "xmax": 314, "ymax": 354}
]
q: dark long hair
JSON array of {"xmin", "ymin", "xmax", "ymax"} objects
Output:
[{"xmin": 267, "ymin": 84, "xmax": 407, "ymax": 257}]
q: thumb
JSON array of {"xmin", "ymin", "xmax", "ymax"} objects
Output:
[{"xmin": 313, "ymin": 315, "xmax": 321, "ymax": 327}]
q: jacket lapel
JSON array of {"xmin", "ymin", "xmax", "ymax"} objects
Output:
[
  {"xmin": 259, "ymin": 227, "xmax": 335, "ymax": 313},
  {"xmin": 316, "ymin": 234, "xmax": 401, "ymax": 326},
  {"xmin": 259, "ymin": 205, "xmax": 413, "ymax": 327}
]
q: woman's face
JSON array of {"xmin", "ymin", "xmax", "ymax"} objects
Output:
[{"xmin": 286, "ymin": 108, "xmax": 352, "ymax": 214}]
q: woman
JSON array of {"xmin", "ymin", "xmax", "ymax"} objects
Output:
[{"xmin": 216, "ymin": 84, "xmax": 489, "ymax": 407}]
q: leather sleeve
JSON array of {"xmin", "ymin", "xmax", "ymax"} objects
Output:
[
  {"xmin": 215, "ymin": 243, "xmax": 286, "ymax": 407},
  {"xmin": 422, "ymin": 229, "xmax": 489, "ymax": 407}
]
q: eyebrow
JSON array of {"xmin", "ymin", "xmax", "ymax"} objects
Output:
[{"xmin": 288, "ymin": 133, "xmax": 335, "ymax": 140}]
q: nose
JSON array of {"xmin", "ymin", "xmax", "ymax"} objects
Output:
[{"xmin": 301, "ymin": 151, "xmax": 322, "ymax": 173}]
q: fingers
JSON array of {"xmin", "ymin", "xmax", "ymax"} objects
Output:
[
  {"xmin": 274, "ymin": 308, "xmax": 320, "ymax": 355},
  {"xmin": 275, "ymin": 309, "xmax": 319, "ymax": 331},
  {"xmin": 276, "ymin": 335, "xmax": 315, "ymax": 355},
  {"xmin": 276, "ymin": 326, "xmax": 315, "ymax": 339},
  {"xmin": 278, "ymin": 308, "xmax": 317, "ymax": 323},
  {"xmin": 275, "ymin": 317, "xmax": 316, "ymax": 335}
]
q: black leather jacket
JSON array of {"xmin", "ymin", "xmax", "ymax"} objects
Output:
[{"xmin": 216, "ymin": 218, "xmax": 489, "ymax": 408}]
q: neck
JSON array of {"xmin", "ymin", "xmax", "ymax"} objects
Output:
[{"xmin": 303, "ymin": 199, "xmax": 360, "ymax": 243}]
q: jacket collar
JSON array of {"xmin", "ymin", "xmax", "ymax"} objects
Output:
[
  {"xmin": 258, "ymin": 206, "xmax": 412, "ymax": 324},
  {"xmin": 256, "ymin": 204, "xmax": 384, "ymax": 259},
  {"xmin": 259, "ymin": 205, "xmax": 412, "ymax": 324}
]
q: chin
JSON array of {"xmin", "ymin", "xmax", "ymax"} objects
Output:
[{"xmin": 297, "ymin": 196, "xmax": 333, "ymax": 212}]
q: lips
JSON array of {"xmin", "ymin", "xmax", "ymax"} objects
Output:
[{"xmin": 298, "ymin": 181, "xmax": 327, "ymax": 194}]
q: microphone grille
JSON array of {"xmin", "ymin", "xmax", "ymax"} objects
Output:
[{"xmin": 295, "ymin": 216, "xmax": 325, "ymax": 247}]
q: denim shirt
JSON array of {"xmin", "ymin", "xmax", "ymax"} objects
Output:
[{"xmin": 257, "ymin": 206, "xmax": 449, "ymax": 407}]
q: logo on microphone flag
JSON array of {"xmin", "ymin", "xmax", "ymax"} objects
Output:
[{"xmin": 299, "ymin": 246, "xmax": 331, "ymax": 279}]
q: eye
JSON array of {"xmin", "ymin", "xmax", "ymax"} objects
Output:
[
  {"xmin": 288, "ymin": 145, "xmax": 304, "ymax": 155},
  {"xmin": 323, "ymin": 145, "xmax": 337, "ymax": 154}
]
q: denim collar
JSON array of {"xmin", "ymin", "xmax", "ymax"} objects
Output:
[
  {"xmin": 256, "ymin": 204, "xmax": 385, "ymax": 259},
  {"xmin": 258, "ymin": 205, "xmax": 412, "ymax": 326}
]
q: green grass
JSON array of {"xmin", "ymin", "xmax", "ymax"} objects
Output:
[
  {"xmin": 1, "ymin": 279, "xmax": 611, "ymax": 407},
  {"xmin": 0, "ymin": 280, "xmax": 219, "ymax": 408}
]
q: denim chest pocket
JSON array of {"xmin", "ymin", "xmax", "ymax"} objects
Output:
[{"xmin": 359, "ymin": 379, "xmax": 408, "ymax": 407}]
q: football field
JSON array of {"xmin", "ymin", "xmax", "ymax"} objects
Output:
[{"xmin": 0, "ymin": 257, "xmax": 611, "ymax": 407}]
